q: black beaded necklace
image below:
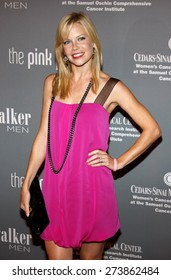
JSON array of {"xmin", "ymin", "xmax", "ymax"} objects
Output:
[{"xmin": 48, "ymin": 80, "xmax": 92, "ymax": 174}]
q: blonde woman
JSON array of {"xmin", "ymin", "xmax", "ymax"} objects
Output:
[{"xmin": 20, "ymin": 12, "xmax": 161, "ymax": 260}]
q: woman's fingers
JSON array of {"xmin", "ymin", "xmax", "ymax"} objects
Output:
[
  {"xmin": 87, "ymin": 149, "xmax": 113, "ymax": 169},
  {"xmin": 87, "ymin": 150, "xmax": 105, "ymax": 164}
]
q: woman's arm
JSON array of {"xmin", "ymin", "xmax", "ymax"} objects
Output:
[
  {"xmin": 113, "ymin": 81, "xmax": 161, "ymax": 169},
  {"xmin": 87, "ymin": 81, "xmax": 162, "ymax": 170},
  {"xmin": 20, "ymin": 74, "xmax": 54, "ymax": 217}
]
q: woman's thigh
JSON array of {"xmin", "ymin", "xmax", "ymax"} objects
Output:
[
  {"xmin": 45, "ymin": 240, "xmax": 73, "ymax": 260},
  {"xmin": 80, "ymin": 242, "xmax": 105, "ymax": 260}
]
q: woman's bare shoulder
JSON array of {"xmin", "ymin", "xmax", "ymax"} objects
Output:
[
  {"xmin": 100, "ymin": 71, "xmax": 110, "ymax": 81},
  {"xmin": 41, "ymin": 73, "xmax": 57, "ymax": 100},
  {"xmin": 44, "ymin": 73, "xmax": 56, "ymax": 86},
  {"xmin": 99, "ymin": 72, "xmax": 120, "ymax": 85}
]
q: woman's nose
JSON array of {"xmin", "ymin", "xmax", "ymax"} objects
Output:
[{"xmin": 72, "ymin": 40, "xmax": 78, "ymax": 50}]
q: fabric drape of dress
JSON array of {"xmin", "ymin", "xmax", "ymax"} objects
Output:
[{"xmin": 41, "ymin": 78, "xmax": 120, "ymax": 248}]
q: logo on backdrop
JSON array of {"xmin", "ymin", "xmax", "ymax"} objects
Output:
[
  {"xmin": 164, "ymin": 172, "xmax": 171, "ymax": 187},
  {"xmin": 10, "ymin": 172, "xmax": 43, "ymax": 188},
  {"xmin": 11, "ymin": 172, "xmax": 24, "ymax": 188},
  {"xmin": 63, "ymin": 1, "xmax": 152, "ymax": 13},
  {"xmin": 0, "ymin": 227, "xmax": 32, "ymax": 253},
  {"xmin": 110, "ymin": 115, "xmax": 140, "ymax": 142},
  {"xmin": 129, "ymin": 183, "xmax": 171, "ymax": 215},
  {"xmin": 8, "ymin": 47, "xmax": 53, "ymax": 69},
  {"xmin": 168, "ymin": 38, "xmax": 171, "ymax": 50},
  {"xmin": 4, "ymin": 1, "xmax": 28, "ymax": 9},
  {"xmin": 0, "ymin": 107, "xmax": 31, "ymax": 133},
  {"xmin": 104, "ymin": 241, "xmax": 143, "ymax": 260},
  {"xmin": 133, "ymin": 38, "xmax": 171, "ymax": 82}
]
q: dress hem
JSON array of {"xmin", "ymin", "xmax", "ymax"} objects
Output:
[{"xmin": 40, "ymin": 226, "xmax": 120, "ymax": 249}]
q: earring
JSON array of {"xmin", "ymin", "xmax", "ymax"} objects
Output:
[
  {"xmin": 63, "ymin": 55, "xmax": 69, "ymax": 63},
  {"xmin": 92, "ymin": 47, "xmax": 95, "ymax": 59}
]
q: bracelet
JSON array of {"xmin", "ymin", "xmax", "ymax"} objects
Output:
[{"xmin": 113, "ymin": 158, "xmax": 118, "ymax": 171}]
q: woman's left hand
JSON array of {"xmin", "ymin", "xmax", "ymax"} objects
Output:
[{"xmin": 86, "ymin": 149, "xmax": 114, "ymax": 170}]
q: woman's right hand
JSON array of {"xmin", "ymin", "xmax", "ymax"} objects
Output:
[{"xmin": 20, "ymin": 184, "xmax": 31, "ymax": 217}]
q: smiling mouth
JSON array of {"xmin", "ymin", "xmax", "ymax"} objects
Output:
[{"xmin": 72, "ymin": 53, "xmax": 84, "ymax": 59}]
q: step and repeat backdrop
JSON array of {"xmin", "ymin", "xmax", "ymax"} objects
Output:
[{"xmin": 0, "ymin": 0, "xmax": 171, "ymax": 260}]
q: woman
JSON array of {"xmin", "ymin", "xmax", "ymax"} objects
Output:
[{"xmin": 20, "ymin": 12, "xmax": 161, "ymax": 260}]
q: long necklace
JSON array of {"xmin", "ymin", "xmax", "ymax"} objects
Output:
[{"xmin": 48, "ymin": 80, "xmax": 92, "ymax": 174}]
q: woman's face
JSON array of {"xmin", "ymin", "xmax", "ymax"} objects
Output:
[{"xmin": 62, "ymin": 22, "xmax": 94, "ymax": 68}]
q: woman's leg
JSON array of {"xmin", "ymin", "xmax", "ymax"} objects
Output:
[
  {"xmin": 45, "ymin": 240, "xmax": 73, "ymax": 260},
  {"xmin": 80, "ymin": 242, "xmax": 105, "ymax": 260}
]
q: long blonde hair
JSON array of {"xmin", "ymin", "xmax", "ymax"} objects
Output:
[{"xmin": 52, "ymin": 12, "xmax": 102, "ymax": 98}]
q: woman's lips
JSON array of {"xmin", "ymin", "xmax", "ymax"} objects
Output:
[{"xmin": 72, "ymin": 52, "xmax": 84, "ymax": 59}]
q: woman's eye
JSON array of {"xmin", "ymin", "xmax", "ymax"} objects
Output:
[
  {"xmin": 63, "ymin": 40, "xmax": 71, "ymax": 45},
  {"xmin": 78, "ymin": 36, "xmax": 86, "ymax": 41}
]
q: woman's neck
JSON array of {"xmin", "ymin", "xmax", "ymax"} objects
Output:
[{"xmin": 70, "ymin": 64, "xmax": 92, "ymax": 83}]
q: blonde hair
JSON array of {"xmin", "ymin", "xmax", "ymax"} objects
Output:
[{"xmin": 52, "ymin": 12, "xmax": 102, "ymax": 98}]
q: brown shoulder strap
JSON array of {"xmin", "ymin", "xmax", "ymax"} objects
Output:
[{"xmin": 94, "ymin": 77, "xmax": 119, "ymax": 106}]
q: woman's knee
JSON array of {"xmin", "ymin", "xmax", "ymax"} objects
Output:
[
  {"xmin": 80, "ymin": 242, "xmax": 105, "ymax": 260},
  {"xmin": 45, "ymin": 241, "xmax": 73, "ymax": 260}
]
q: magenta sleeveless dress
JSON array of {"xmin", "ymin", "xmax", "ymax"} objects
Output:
[{"xmin": 41, "ymin": 80, "xmax": 120, "ymax": 248}]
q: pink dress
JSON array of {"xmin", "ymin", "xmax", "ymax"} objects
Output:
[{"xmin": 41, "ymin": 78, "xmax": 120, "ymax": 248}]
